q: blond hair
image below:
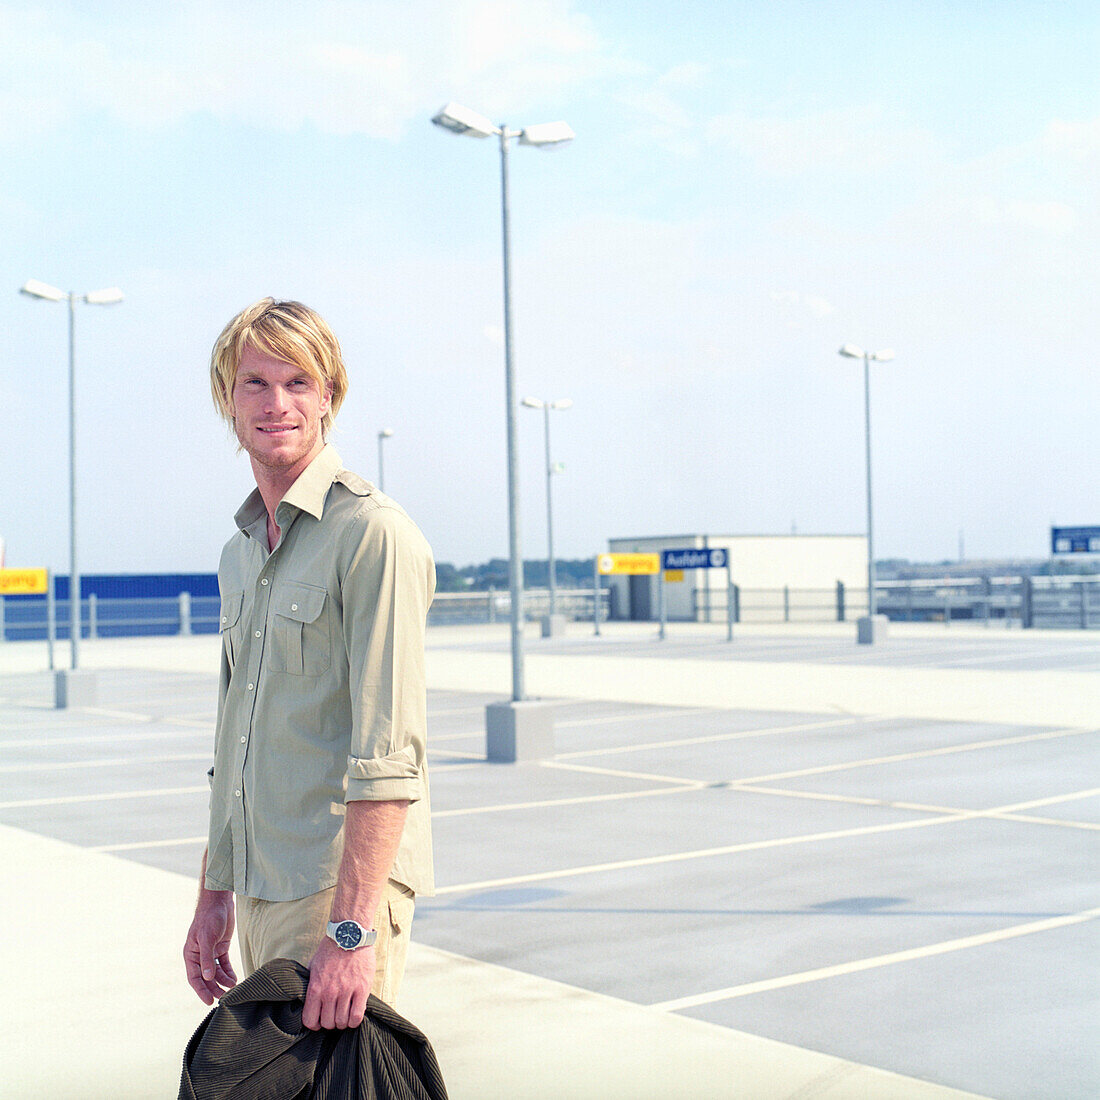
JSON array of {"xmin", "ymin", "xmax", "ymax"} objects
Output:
[{"xmin": 210, "ymin": 298, "xmax": 349, "ymax": 437}]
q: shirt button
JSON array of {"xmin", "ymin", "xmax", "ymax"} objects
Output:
[
  {"xmin": 240, "ymin": 736, "xmax": 246, "ymax": 743},
  {"xmin": 261, "ymin": 578, "xmax": 269, "ymax": 586},
  {"xmin": 254, "ymin": 630, "xmax": 261, "ymax": 637},
  {"xmin": 291, "ymin": 603, "xmax": 298, "ymax": 611},
  {"xmin": 221, "ymin": 616, "xmax": 227, "ymax": 623},
  {"xmin": 234, "ymin": 789, "xmax": 241, "ymax": 798},
  {"xmin": 247, "ymin": 683, "xmax": 254, "ymax": 691}
]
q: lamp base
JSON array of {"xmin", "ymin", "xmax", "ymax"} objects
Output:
[
  {"xmin": 55, "ymin": 669, "xmax": 97, "ymax": 708},
  {"xmin": 540, "ymin": 614, "xmax": 567, "ymax": 638},
  {"xmin": 856, "ymin": 615, "xmax": 889, "ymax": 645},
  {"xmin": 486, "ymin": 700, "xmax": 555, "ymax": 762}
]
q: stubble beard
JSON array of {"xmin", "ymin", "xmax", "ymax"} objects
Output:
[{"xmin": 237, "ymin": 419, "xmax": 324, "ymax": 475}]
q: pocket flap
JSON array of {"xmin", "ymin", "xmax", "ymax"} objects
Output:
[
  {"xmin": 278, "ymin": 582, "xmax": 326, "ymax": 623},
  {"xmin": 219, "ymin": 592, "xmax": 242, "ymax": 631}
]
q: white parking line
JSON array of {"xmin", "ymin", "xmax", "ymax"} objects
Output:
[
  {"xmin": 650, "ymin": 906, "xmax": 1100, "ymax": 1011},
  {"xmin": 544, "ymin": 761, "xmax": 704, "ymax": 785},
  {"xmin": 91, "ymin": 835, "xmax": 207, "ymax": 852},
  {"xmin": 555, "ymin": 716, "xmax": 868, "ymax": 761},
  {"xmin": 731, "ymin": 726, "xmax": 1093, "ymax": 785},
  {"xmin": 555, "ymin": 706, "xmax": 719, "ymax": 729},
  {"xmin": 80, "ymin": 707, "xmax": 156, "ymax": 721},
  {"xmin": 0, "ymin": 728, "xmax": 210, "ymax": 750},
  {"xmin": 432, "ymin": 783, "xmax": 704, "ymax": 819},
  {"xmin": 735, "ymin": 784, "xmax": 1100, "ymax": 831},
  {"xmin": 433, "ymin": 774, "xmax": 1100, "ymax": 897},
  {"xmin": 432, "ymin": 811, "xmax": 974, "ymax": 895},
  {"xmin": 0, "ymin": 752, "xmax": 211, "ymax": 773},
  {"xmin": 0, "ymin": 785, "xmax": 207, "ymax": 809}
]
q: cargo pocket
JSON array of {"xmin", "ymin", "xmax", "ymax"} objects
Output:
[
  {"xmin": 374, "ymin": 882, "xmax": 416, "ymax": 1005},
  {"xmin": 219, "ymin": 592, "xmax": 243, "ymax": 672},
  {"xmin": 273, "ymin": 582, "xmax": 330, "ymax": 675}
]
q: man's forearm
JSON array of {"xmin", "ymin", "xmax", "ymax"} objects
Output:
[
  {"xmin": 197, "ymin": 847, "xmax": 233, "ymax": 905},
  {"xmin": 330, "ymin": 799, "xmax": 409, "ymax": 924}
]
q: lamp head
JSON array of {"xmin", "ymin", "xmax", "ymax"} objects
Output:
[
  {"xmin": 870, "ymin": 349, "xmax": 895, "ymax": 362},
  {"xmin": 84, "ymin": 287, "xmax": 124, "ymax": 305},
  {"xmin": 20, "ymin": 279, "xmax": 67, "ymax": 302},
  {"xmin": 378, "ymin": 428, "xmax": 394, "ymax": 439},
  {"xmin": 521, "ymin": 397, "xmax": 544, "ymax": 409},
  {"xmin": 838, "ymin": 344, "xmax": 864, "ymax": 359},
  {"xmin": 431, "ymin": 103, "xmax": 499, "ymax": 138},
  {"xmin": 518, "ymin": 121, "xmax": 575, "ymax": 147}
]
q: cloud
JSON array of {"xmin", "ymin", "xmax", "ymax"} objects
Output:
[
  {"xmin": 973, "ymin": 197, "xmax": 1077, "ymax": 234},
  {"xmin": 771, "ymin": 290, "xmax": 835, "ymax": 319},
  {"xmin": 705, "ymin": 103, "xmax": 941, "ymax": 175},
  {"xmin": 0, "ymin": 0, "xmax": 614, "ymax": 141},
  {"xmin": 1041, "ymin": 117, "xmax": 1100, "ymax": 162}
]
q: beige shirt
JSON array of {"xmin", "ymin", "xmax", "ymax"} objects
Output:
[{"xmin": 205, "ymin": 445, "xmax": 436, "ymax": 901}]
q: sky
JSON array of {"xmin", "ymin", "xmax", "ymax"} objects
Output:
[{"xmin": 2, "ymin": 0, "xmax": 1098, "ymax": 575}]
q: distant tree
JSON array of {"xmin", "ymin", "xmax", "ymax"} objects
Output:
[{"xmin": 435, "ymin": 557, "xmax": 599, "ymax": 591}]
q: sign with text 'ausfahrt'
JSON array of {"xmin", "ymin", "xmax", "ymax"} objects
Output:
[
  {"xmin": 660, "ymin": 548, "xmax": 728, "ymax": 570},
  {"xmin": 1051, "ymin": 527, "xmax": 1100, "ymax": 554}
]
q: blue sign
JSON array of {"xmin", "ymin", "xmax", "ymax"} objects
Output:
[
  {"xmin": 1051, "ymin": 526, "xmax": 1100, "ymax": 554},
  {"xmin": 661, "ymin": 547, "xmax": 728, "ymax": 570}
]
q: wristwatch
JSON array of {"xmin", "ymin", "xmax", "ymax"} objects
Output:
[{"xmin": 326, "ymin": 919, "xmax": 377, "ymax": 951}]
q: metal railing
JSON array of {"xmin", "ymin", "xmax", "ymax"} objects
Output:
[
  {"xmin": 0, "ymin": 588, "xmax": 610, "ymax": 640},
  {"xmin": 694, "ymin": 584, "xmax": 858, "ymax": 624},
  {"xmin": 689, "ymin": 575, "xmax": 1100, "ymax": 628},
  {"xmin": 3, "ymin": 578, "xmax": 1097, "ymax": 641},
  {"xmin": 428, "ymin": 588, "xmax": 608, "ymax": 625}
]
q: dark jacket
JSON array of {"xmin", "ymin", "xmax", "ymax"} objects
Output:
[{"xmin": 179, "ymin": 958, "xmax": 448, "ymax": 1100}]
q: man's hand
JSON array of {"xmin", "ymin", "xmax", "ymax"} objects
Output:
[
  {"xmin": 184, "ymin": 891, "xmax": 237, "ymax": 1005},
  {"xmin": 302, "ymin": 937, "xmax": 376, "ymax": 1030}
]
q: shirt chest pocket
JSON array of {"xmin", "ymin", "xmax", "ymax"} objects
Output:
[
  {"xmin": 272, "ymin": 582, "xmax": 331, "ymax": 676},
  {"xmin": 219, "ymin": 592, "xmax": 243, "ymax": 672}
]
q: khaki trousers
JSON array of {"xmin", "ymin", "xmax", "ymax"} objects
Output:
[{"xmin": 236, "ymin": 879, "xmax": 415, "ymax": 1006}]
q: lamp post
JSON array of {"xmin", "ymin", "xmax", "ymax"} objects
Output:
[
  {"xmin": 521, "ymin": 396, "xmax": 571, "ymax": 630},
  {"xmin": 838, "ymin": 343, "xmax": 894, "ymax": 644},
  {"xmin": 21, "ymin": 279, "xmax": 123, "ymax": 700},
  {"xmin": 377, "ymin": 428, "xmax": 394, "ymax": 492},
  {"xmin": 432, "ymin": 101, "xmax": 573, "ymax": 762}
]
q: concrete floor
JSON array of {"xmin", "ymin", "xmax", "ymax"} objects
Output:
[{"xmin": 1, "ymin": 621, "xmax": 1096, "ymax": 1098}]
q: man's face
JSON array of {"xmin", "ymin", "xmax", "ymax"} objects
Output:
[{"xmin": 232, "ymin": 344, "xmax": 332, "ymax": 478}]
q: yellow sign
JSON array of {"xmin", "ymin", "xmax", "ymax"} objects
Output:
[
  {"xmin": 0, "ymin": 568, "xmax": 48, "ymax": 595},
  {"xmin": 664, "ymin": 570, "xmax": 684, "ymax": 583},
  {"xmin": 597, "ymin": 553, "xmax": 660, "ymax": 575}
]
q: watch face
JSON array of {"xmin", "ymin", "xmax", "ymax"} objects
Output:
[{"xmin": 334, "ymin": 920, "xmax": 362, "ymax": 949}]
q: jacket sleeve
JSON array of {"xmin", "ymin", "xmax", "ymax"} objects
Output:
[{"xmin": 340, "ymin": 504, "xmax": 435, "ymax": 803}]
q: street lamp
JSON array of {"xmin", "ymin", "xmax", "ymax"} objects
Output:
[
  {"xmin": 521, "ymin": 396, "xmax": 572, "ymax": 630},
  {"xmin": 432, "ymin": 102, "xmax": 573, "ymax": 762},
  {"xmin": 377, "ymin": 428, "xmax": 394, "ymax": 492},
  {"xmin": 838, "ymin": 342, "xmax": 894, "ymax": 644},
  {"xmin": 21, "ymin": 279, "xmax": 123, "ymax": 701}
]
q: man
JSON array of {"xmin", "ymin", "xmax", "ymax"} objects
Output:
[{"xmin": 183, "ymin": 298, "xmax": 435, "ymax": 1032}]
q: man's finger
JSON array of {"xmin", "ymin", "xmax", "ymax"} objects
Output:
[
  {"xmin": 198, "ymin": 934, "xmax": 217, "ymax": 982},
  {"xmin": 214, "ymin": 951, "xmax": 237, "ymax": 987},
  {"xmin": 348, "ymin": 990, "xmax": 368, "ymax": 1030},
  {"xmin": 302, "ymin": 986, "xmax": 321, "ymax": 1031}
]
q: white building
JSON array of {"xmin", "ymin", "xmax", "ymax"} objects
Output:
[{"xmin": 605, "ymin": 533, "xmax": 867, "ymax": 622}]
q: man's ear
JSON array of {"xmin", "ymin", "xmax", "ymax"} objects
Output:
[{"xmin": 321, "ymin": 383, "xmax": 333, "ymax": 415}]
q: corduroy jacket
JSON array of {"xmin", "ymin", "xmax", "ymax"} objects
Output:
[{"xmin": 179, "ymin": 958, "xmax": 448, "ymax": 1100}]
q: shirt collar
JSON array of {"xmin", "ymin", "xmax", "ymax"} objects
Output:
[{"xmin": 233, "ymin": 444, "xmax": 344, "ymax": 535}]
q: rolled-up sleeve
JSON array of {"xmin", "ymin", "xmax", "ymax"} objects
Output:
[{"xmin": 340, "ymin": 504, "xmax": 435, "ymax": 803}]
